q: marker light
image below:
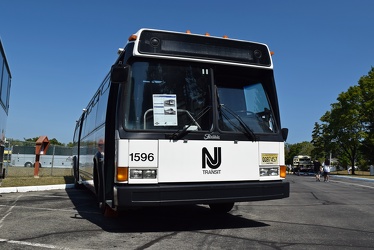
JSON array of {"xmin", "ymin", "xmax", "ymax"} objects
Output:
[
  {"xmin": 205, "ymin": 32, "xmax": 210, "ymax": 36},
  {"xmin": 117, "ymin": 167, "xmax": 128, "ymax": 182},
  {"xmin": 223, "ymin": 35, "xmax": 228, "ymax": 39},
  {"xmin": 128, "ymin": 34, "xmax": 137, "ymax": 41},
  {"xmin": 186, "ymin": 30, "xmax": 191, "ymax": 34},
  {"xmin": 270, "ymin": 51, "xmax": 275, "ymax": 56},
  {"xmin": 280, "ymin": 165, "xmax": 287, "ymax": 178}
]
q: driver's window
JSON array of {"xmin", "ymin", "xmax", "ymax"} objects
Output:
[
  {"xmin": 243, "ymin": 83, "xmax": 270, "ymax": 113},
  {"xmin": 217, "ymin": 87, "xmax": 246, "ymax": 112}
]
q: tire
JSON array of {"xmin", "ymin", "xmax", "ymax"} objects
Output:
[
  {"xmin": 72, "ymin": 156, "xmax": 83, "ymax": 189},
  {"xmin": 94, "ymin": 161, "xmax": 106, "ymax": 214},
  {"xmin": 209, "ymin": 202, "xmax": 235, "ymax": 213},
  {"xmin": 24, "ymin": 162, "xmax": 33, "ymax": 168}
]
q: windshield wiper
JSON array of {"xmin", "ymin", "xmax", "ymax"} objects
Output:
[
  {"xmin": 219, "ymin": 104, "xmax": 257, "ymax": 141},
  {"xmin": 170, "ymin": 106, "xmax": 211, "ymax": 140}
]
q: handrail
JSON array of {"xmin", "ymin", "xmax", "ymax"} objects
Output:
[{"xmin": 143, "ymin": 109, "xmax": 201, "ymax": 129}]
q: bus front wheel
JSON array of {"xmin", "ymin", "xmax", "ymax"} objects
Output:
[
  {"xmin": 208, "ymin": 202, "xmax": 234, "ymax": 213},
  {"xmin": 72, "ymin": 157, "xmax": 83, "ymax": 189},
  {"xmin": 94, "ymin": 164, "xmax": 106, "ymax": 214}
]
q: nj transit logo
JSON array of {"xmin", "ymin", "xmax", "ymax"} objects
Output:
[{"xmin": 202, "ymin": 147, "xmax": 222, "ymax": 174}]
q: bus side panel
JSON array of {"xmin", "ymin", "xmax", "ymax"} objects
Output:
[{"xmin": 158, "ymin": 140, "xmax": 259, "ymax": 183}]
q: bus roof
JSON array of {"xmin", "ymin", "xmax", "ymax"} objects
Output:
[{"xmin": 123, "ymin": 28, "xmax": 273, "ymax": 69}]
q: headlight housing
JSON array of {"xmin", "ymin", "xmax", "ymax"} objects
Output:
[
  {"xmin": 260, "ymin": 167, "xmax": 279, "ymax": 176},
  {"xmin": 130, "ymin": 169, "xmax": 157, "ymax": 179}
]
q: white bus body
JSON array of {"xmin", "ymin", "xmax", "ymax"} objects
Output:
[{"xmin": 73, "ymin": 29, "xmax": 289, "ymax": 214}]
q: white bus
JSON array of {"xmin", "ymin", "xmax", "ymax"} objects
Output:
[
  {"xmin": 73, "ymin": 29, "xmax": 289, "ymax": 214},
  {"xmin": 9, "ymin": 145, "xmax": 73, "ymax": 168},
  {"xmin": 0, "ymin": 39, "xmax": 12, "ymax": 179}
]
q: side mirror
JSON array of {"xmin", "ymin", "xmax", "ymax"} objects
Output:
[
  {"xmin": 281, "ymin": 128, "xmax": 289, "ymax": 141},
  {"xmin": 111, "ymin": 64, "xmax": 129, "ymax": 84}
]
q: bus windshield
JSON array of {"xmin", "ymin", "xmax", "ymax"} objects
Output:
[
  {"xmin": 123, "ymin": 60, "xmax": 277, "ymax": 135},
  {"xmin": 124, "ymin": 60, "xmax": 212, "ymax": 131}
]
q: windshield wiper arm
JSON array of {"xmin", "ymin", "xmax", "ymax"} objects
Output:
[
  {"xmin": 219, "ymin": 104, "xmax": 257, "ymax": 141},
  {"xmin": 170, "ymin": 106, "xmax": 211, "ymax": 140}
]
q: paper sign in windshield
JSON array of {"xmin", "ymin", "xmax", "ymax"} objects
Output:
[{"xmin": 153, "ymin": 94, "xmax": 178, "ymax": 126}]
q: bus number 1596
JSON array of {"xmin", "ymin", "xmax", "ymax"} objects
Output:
[{"xmin": 129, "ymin": 153, "xmax": 155, "ymax": 162}]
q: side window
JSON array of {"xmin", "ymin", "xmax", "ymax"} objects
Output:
[
  {"xmin": 243, "ymin": 83, "xmax": 276, "ymax": 132},
  {"xmin": 96, "ymin": 79, "xmax": 110, "ymax": 127},
  {"xmin": 0, "ymin": 55, "xmax": 5, "ymax": 109},
  {"xmin": 85, "ymin": 93, "xmax": 99, "ymax": 134},
  {"xmin": 81, "ymin": 112, "xmax": 87, "ymax": 139},
  {"xmin": 1, "ymin": 71, "xmax": 10, "ymax": 110},
  {"xmin": 0, "ymin": 53, "xmax": 4, "ymax": 93},
  {"xmin": 0, "ymin": 44, "xmax": 11, "ymax": 114},
  {"xmin": 73, "ymin": 120, "xmax": 81, "ymax": 143}
]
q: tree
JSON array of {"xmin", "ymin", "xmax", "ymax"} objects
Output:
[
  {"xmin": 311, "ymin": 122, "xmax": 327, "ymax": 160},
  {"xmin": 24, "ymin": 137, "xmax": 64, "ymax": 146},
  {"xmin": 24, "ymin": 137, "xmax": 40, "ymax": 142},
  {"xmin": 319, "ymin": 86, "xmax": 365, "ymax": 174},
  {"xmin": 358, "ymin": 67, "xmax": 374, "ymax": 165}
]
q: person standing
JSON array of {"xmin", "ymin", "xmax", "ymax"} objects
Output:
[
  {"xmin": 323, "ymin": 159, "xmax": 331, "ymax": 182},
  {"xmin": 313, "ymin": 160, "xmax": 322, "ymax": 181}
]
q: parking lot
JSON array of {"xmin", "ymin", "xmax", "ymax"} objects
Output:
[{"xmin": 1, "ymin": 174, "xmax": 374, "ymax": 249}]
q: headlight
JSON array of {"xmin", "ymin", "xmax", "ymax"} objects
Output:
[
  {"xmin": 130, "ymin": 169, "xmax": 157, "ymax": 179},
  {"xmin": 260, "ymin": 167, "xmax": 279, "ymax": 176}
]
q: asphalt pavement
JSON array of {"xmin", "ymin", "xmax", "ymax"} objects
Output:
[{"xmin": 1, "ymin": 173, "xmax": 373, "ymax": 194}]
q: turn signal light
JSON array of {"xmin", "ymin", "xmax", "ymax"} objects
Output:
[
  {"xmin": 280, "ymin": 165, "xmax": 287, "ymax": 178},
  {"xmin": 117, "ymin": 167, "xmax": 128, "ymax": 182}
]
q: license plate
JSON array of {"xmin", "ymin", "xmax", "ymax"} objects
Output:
[{"xmin": 261, "ymin": 153, "xmax": 278, "ymax": 165}]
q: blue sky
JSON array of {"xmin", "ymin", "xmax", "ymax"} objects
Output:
[{"xmin": 1, "ymin": 0, "xmax": 373, "ymax": 144}]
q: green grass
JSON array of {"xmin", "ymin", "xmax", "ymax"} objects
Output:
[
  {"xmin": 0, "ymin": 166, "xmax": 74, "ymax": 187},
  {"xmin": 1, "ymin": 176, "xmax": 74, "ymax": 187}
]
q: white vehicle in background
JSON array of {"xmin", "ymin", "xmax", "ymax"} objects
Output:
[
  {"xmin": 293, "ymin": 155, "xmax": 313, "ymax": 175},
  {"xmin": 9, "ymin": 145, "xmax": 72, "ymax": 168},
  {"xmin": 11, "ymin": 154, "xmax": 72, "ymax": 168}
]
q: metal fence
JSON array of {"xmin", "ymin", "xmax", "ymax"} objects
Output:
[{"xmin": 2, "ymin": 141, "xmax": 73, "ymax": 177}]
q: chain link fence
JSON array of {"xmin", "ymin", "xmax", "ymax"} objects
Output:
[{"xmin": 2, "ymin": 141, "xmax": 73, "ymax": 177}]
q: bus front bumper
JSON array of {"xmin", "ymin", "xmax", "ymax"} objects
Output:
[{"xmin": 113, "ymin": 181, "xmax": 289, "ymax": 209}]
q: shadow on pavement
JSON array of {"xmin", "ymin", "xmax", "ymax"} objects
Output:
[{"xmin": 65, "ymin": 187, "xmax": 269, "ymax": 233}]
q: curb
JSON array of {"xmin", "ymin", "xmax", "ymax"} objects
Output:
[
  {"xmin": 331, "ymin": 175, "xmax": 374, "ymax": 182},
  {"xmin": 0, "ymin": 184, "xmax": 75, "ymax": 194}
]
